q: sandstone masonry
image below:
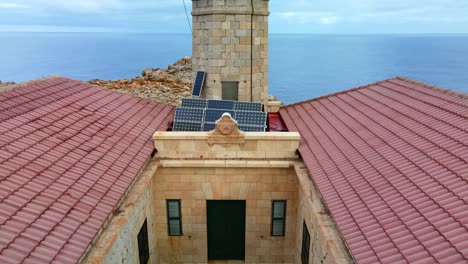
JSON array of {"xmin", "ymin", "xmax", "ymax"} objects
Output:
[{"xmin": 192, "ymin": 0, "xmax": 269, "ymax": 103}]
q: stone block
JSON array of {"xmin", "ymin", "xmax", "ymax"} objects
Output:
[
  {"xmin": 240, "ymin": 36, "xmax": 251, "ymax": 45},
  {"xmin": 221, "ymin": 22, "xmax": 230, "ymax": 30},
  {"xmin": 240, "ymin": 21, "xmax": 251, "ymax": 29}
]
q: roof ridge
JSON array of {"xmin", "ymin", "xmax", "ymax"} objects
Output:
[
  {"xmin": 280, "ymin": 76, "xmax": 468, "ymax": 264},
  {"xmin": 86, "ymin": 82, "xmax": 176, "ymax": 108},
  {"xmin": 283, "ymin": 78, "xmax": 400, "ymax": 107},
  {"xmin": 394, "ymin": 76, "xmax": 468, "ymax": 101},
  {"xmin": 1, "ymin": 76, "xmax": 175, "ymax": 109},
  {"xmin": 283, "ymin": 76, "xmax": 468, "ymax": 108},
  {"xmin": 0, "ymin": 75, "xmax": 63, "ymax": 94}
]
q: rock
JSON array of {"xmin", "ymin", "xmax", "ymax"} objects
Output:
[
  {"xmin": 0, "ymin": 81, "xmax": 16, "ymax": 90},
  {"xmin": 89, "ymin": 57, "xmax": 194, "ymax": 106},
  {"xmin": 142, "ymin": 67, "xmax": 163, "ymax": 80},
  {"xmin": 169, "ymin": 57, "xmax": 195, "ymax": 84}
]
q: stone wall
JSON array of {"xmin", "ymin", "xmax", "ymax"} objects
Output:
[
  {"xmin": 192, "ymin": 0, "xmax": 269, "ymax": 103},
  {"xmin": 81, "ymin": 160, "xmax": 159, "ymax": 264},
  {"xmin": 102, "ymin": 184, "xmax": 155, "ymax": 264},
  {"xmin": 294, "ymin": 163, "xmax": 354, "ymax": 264},
  {"xmin": 153, "ymin": 131, "xmax": 299, "ymax": 160},
  {"xmin": 153, "ymin": 166, "xmax": 298, "ymax": 263},
  {"xmin": 152, "ymin": 123, "xmax": 301, "ymax": 263},
  {"xmin": 83, "ymin": 125, "xmax": 353, "ymax": 264}
]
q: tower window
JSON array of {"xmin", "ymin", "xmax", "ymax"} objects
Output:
[
  {"xmin": 166, "ymin": 200, "xmax": 183, "ymax": 236},
  {"xmin": 137, "ymin": 219, "xmax": 149, "ymax": 264},
  {"xmin": 271, "ymin": 200, "xmax": 287, "ymax": 236},
  {"xmin": 222, "ymin": 81, "xmax": 239, "ymax": 101}
]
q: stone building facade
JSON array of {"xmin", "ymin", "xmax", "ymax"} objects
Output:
[
  {"xmin": 83, "ymin": 117, "xmax": 353, "ymax": 263},
  {"xmin": 192, "ymin": 0, "xmax": 269, "ymax": 103}
]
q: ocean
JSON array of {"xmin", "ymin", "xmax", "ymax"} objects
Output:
[{"xmin": 1, "ymin": 33, "xmax": 467, "ymax": 104}]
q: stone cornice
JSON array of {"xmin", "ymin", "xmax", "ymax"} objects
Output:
[{"xmin": 192, "ymin": 10, "xmax": 270, "ymax": 16}]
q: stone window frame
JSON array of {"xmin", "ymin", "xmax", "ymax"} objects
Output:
[
  {"xmin": 137, "ymin": 219, "xmax": 150, "ymax": 264},
  {"xmin": 270, "ymin": 200, "xmax": 287, "ymax": 236},
  {"xmin": 166, "ymin": 199, "xmax": 183, "ymax": 236},
  {"xmin": 301, "ymin": 221, "xmax": 311, "ymax": 264}
]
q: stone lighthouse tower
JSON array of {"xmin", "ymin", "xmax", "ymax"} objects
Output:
[{"xmin": 192, "ymin": 0, "xmax": 269, "ymax": 103}]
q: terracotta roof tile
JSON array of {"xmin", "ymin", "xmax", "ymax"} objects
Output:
[
  {"xmin": 280, "ymin": 77, "xmax": 468, "ymax": 263},
  {"xmin": 0, "ymin": 77, "xmax": 174, "ymax": 263}
]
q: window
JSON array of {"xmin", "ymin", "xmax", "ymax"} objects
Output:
[
  {"xmin": 222, "ymin": 81, "xmax": 239, "ymax": 101},
  {"xmin": 301, "ymin": 222, "xmax": 310, "ymax": 264},
  {"xmin": 166, "ymin": 200, "xmax": 183, "ymax": 236},
  {"xmin": 137, "ymin": 219, "xmax": 149, "ymax": 264},
  {"xmin": 271, "ymin": 200, "xmax": 287, "ymax": 236}
]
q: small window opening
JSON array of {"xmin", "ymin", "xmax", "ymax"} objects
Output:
[
  {"xmin": 222, "ymin": 81, "xmax": 239, "ymax": 101},
  {"xmin": 166, "ymin": 200, "xmax": 183, "ymax": 236},
  {"xmin": 271, "ymin": 200, "xmax": 287, "ymax": 236}
]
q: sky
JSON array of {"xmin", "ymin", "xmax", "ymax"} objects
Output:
[{"xmin": 0, "ymin": 0, "xmax": 468, "ymax": 34}]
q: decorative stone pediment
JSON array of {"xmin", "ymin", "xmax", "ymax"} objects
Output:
[{"xmin": 207, "ymin": 113, "xmax": 245, "ymax": 145}]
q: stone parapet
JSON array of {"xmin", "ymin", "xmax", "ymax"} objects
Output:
[
  {"xmin": 266, "ymin": 100, "xmax": 282, "ymax": 112},
  {"xmin": 294, "ymin": 162, "xmax": 354, "ymax": 264},
  {"xmin": 153, "ymin": 131, "xmax": 300, "ymax": 160},
  {"xmin": 192, "ymin": 0, "xmax": 269, "ymax": 15}
]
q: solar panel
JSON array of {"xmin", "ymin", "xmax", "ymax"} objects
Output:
[
  {"xmin": 235, "ymin": 111, "xmax": 267, "ymax": 126},
  {"xmin": 192, "ymin": 71, "xmax": 206, "ymax": 97},
  {"xmin": 181, "ymin": 98, "xmax": 207, "ymax": 109},
  {"xmin": 207, "ymin": 99, "xmax": 234, "ymax": 110},
  {"xmin": 174, "ymin": 107, "xmax": 205, "ymax": 122},
  {"xmin": 173, "ymin": 99, "xmax": 267, "ymax": 132},
  {"xmin": 173, "ymin": 121, "xmax": 203, "ymax": 131},
  {"xmin": 173, "ymin": 107, "xmax": 204, "ymax": 131},
  {"xmin": 234, "ymin": 101, "xmax": 263, "ymax": 112},
  {"xmin": 202, "ymin": 123, "xmax": 216, "ymax": 132},
  {"xmin": 205, "ymin": 109, "xmax": 236, "ymax": 122}
]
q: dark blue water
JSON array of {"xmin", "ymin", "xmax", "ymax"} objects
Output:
[{"xmin": 1, "ymin": 33, "xmax": 467, "ymax": 104}]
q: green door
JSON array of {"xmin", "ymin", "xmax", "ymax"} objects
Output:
[{"xmin": 207, "ymin": 200, "xmax": 246, "ymax": 260}]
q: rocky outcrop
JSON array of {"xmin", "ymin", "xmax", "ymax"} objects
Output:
[
  {"xmin": 89, "ymin": 57, "xmax": 195, "ymax": 106},
  {"xmin": 0, "ymin": 81, "xmax": 15, "ymax": 91}
]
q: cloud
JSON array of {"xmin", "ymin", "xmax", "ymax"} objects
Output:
[
  {"xmin": 0, "ymin": 2, "xmax": 29, "ymax": 9},
  {"xmin": 0, "ymin": 24, "xmax": 125, "ymax": 32},
  {"xmin": 275, "ymin": 11, "xmax": 340, "ymax": 25},
  {"xmin": 320, "ymin": 16, "xmax": 339, "ymax": 25},
  {"xmin": 37, "ymin": 0, "xmax": 123, "ymax": 12},
  {"xmin": 270, "ymin": 0, "xmax": 468, "ymax": 33},
  {"xmin": 1, "ymin": 0, "xmax": 468, "ymax": 33},
  {"xmin": 6, "ymin": 0, "xmax": 185, "ymax": 13}
]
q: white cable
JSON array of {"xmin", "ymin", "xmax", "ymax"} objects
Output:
[{"xmin": 183, "ymin": 0, "xmax": 193, "ymax": 33}]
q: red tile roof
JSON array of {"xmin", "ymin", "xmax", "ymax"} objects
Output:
[
  {"xmin": 0, "ymin": 77, "xmax": 174, "ymax": 263},
  {"xmin": 280, "ymin": 77, "xmax": 468, "ymax": 264}
]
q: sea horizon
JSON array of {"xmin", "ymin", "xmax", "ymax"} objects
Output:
[
  {"xmin": 1, "ymin": 32, "xmax": 467, "ymax": 103},
  {"xmin": 2, "ymin": 31, "xmax": 468, "ymax": 35}
]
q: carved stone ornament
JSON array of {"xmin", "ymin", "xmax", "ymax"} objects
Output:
[{"xmin": 207, "ymin": 113, "xmax": 245, "ymax": 145}]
